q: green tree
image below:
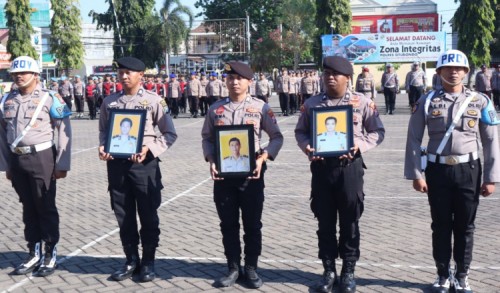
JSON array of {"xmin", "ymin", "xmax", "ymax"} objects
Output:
[
  {"xmin": 453, "ymin": 0, "xmax": 496, "ymax": 71},
  {"xmin": 90, "ymin": 0, "xmax": 163, "ymax": 66},
  {"xmin": 314, "ymin": 0, "xmax": 351, "ymax": 64},
  {"xmin": 161, "ymin": 0, "xmax": 194, "ymax": 73},
  {"xmin": 279, "ymin": 0, "xmax": 316, "ymax": 70},
  {"xmin": 50, "ymin": 0, "xmax": 84, "ymax": 75},
  {"xmin": 4, "ymin": 0, "xmax": 38, "ymax": 60},
  {"xmin": 489, "ymin": 0, "xmax": 500, "ymax": 56}
]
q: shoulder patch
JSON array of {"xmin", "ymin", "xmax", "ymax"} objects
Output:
[
  {"xmin": 216, "ymin": 105, "xmax": 225, "ymax": 115},
  {"xmin": 159, "ymin": 99, "xmax": 170, "ymax": 114}
]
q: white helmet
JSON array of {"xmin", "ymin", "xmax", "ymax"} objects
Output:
[
  {"xmin": 9, "ymin": 56, "xmax": 40, "ymax": 74},
  {"xmin": 436, "ymin": 50, "xmax": 469, "ymax": 73}
]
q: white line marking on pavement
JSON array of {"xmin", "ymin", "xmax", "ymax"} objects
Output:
[{"xmin": 2, "ymin": 177, "xmax": 212, "ymax": 293}]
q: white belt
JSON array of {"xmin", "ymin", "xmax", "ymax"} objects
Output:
[
  {"xmin": 427, "ymin": 151, "xmax": 478, "ymax": 165},
  {"xmin": 10, "ymin": 141, "xmax": 54, "ymax": 155}
]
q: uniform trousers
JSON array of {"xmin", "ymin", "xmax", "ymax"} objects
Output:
[
  {"xmin": 310, "ymin": 157, "xmax": 365, "ymax": 261},
  {"xmin": 107, "ymin": 154, "xmax": 163, "ymax": 247},
  {"xmin": 189, "ymin": 96, "xmax": 199, "ymax": 115},
  {"xmin": 408, "ymin": 85, "xmax": 424, "ymax": 107},
  {"xmin": 278, "ymin": 92, "xmax": 289, "ymax": 115},
  {"xmin": 199, "ymin": 96, "xmax": 208, "ymax": 115},
  {"xmin": 87, "ymin": 97, "xmax": 97, "ymax": 119},
  {"xmin": 289, "ymin": 94, "xmax": 297, "ymax": 113},
  {"xmin": 169, "ymin": 97, "xmax": 179, "ymax": 116},
  {"xmin": 213, "ymin": 166, "xmax": 266, "ymax": 267},
  {"xmin": 10, "ymin": 146, "xmax": 59, "ymax": 244},
  {"xmin": 209, "ymin": 96, "xmax": 219, "ymax": 107},
  {"xmin": 492, "ymin": 89, "xmax": 500, "ymax": 109},
  {"xmin": 74, "ymin": 94, "xmax": 84, "ymax": 113},
  {"xmin": 425, "ymin": 160, "xmax": 481, "ymax": 266},
  {"xmin": 63, "ymin": 95, "xmax": 73, "ymax": 111},
  {"xmin": 383, "ymin": 87, "xmax": 397, "ymax": 113},
  {"xmin": 257, "ymin": 95, "xmax": 268, "ymax": 103}
]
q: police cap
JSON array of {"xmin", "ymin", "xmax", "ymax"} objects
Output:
[
  {"xmin": 332, "ymin": 35, "xmax": 340, "ymax": 40},
  {"xmin": 224, "ymin": 61, "xmax": 254, "ymax": 80},
  {"xmin": 115, "ymin": 57, "xmax": 146, "ymax": 72},
  {"xmin": 322, "ymin": 56, "xmax": 353, "ymax": 76}
]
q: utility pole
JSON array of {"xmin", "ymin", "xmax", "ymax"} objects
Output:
[
  {"xmin": 110, "ymin": 0, "xmax": 124, "ymax": 55},
  {"xmin": 246, "ymin": 11, "xmax": 251, "ymax": 62}
]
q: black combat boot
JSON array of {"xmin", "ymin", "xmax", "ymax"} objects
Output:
[
  {"xmin": 339, "ymin": 260, "xmax": 356, "ymax": 293},
  {"xmin": 316, "ymin": 258, "xmax": 337, "ymax": 292},
  {"xmin": 14, "ymin": 242, "xmax": 42, "ymax": 275},
  {"xmin": 431, "ymin": 262, "xmax": 451, "ymax": 293},
  {"xmin": 214, "ymin": 260, "xmax": 240, "ymax": 288},
  {"xmin": 453, "ymin": 263, "xmax": 472, "ymax": 293},
  {"xmin": 111, "ymin": 245, "xmax": 140, "ymax": 281},
  {"xmin": 139, "ymin": 245, "xmax": 156, "ymax": 282},
  {"xmin": 244, "ymin": 264, "xmax": 263, "ymax": 289},
  {"xmin": 37, "ymin": 242, "xmax": 57, "ymax": 277}
]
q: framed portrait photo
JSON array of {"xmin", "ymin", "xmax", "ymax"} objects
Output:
[
  {"xmin": 215, "ymin": 124, "xmax": 256, "ymax": 178},
  {"xmin": 104, "ymin": 109, "xmax": 147, "ymax": 159},
  {"xmin": 311, "ymin": 105, "xmax": 354, "ymax": 157}
]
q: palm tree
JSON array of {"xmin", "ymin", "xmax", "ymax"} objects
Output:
[{"xmin": 161, "ymin": 0, "xmax": 194, "ymax": 74}]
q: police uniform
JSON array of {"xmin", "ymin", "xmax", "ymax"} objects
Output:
[
  {"xmin": 301, "ymin": 73, "xmax": 316, "ymax": 101},
  {"xmin": 168, "ymin": 75, "xmax": 181, "ymax": 118},
  {"xmin": 199, "ymin": 75, "xmax": 209, "ymax": 116},
  {"xmin": 0, "ymin": 56, "xmax": 72, "ymax": 277},
  {"xmin": 256, "ymin": 76, "xmax": 272, "ymax": 103},
  {"xmin": 491, "ymin": 65, "xmax": 500, "ymax": 109},
  {"xmin": 109, "ymin": 135, "xmax": 137, "ymax": 153},
  {"xmin": 99, "ymin": 57, "xmax": 177, "ymax": 282},
  {"xmin": 222, "ymin": 155, "xmax": 250, "ymax": 172},
  {"xmin": 221, "ymin": 76, "xmax": 229, "ymax": 99},
  {"xmin": 405, "ymin": 63, "xmax": 427, "ymax": 107},
  {"xmin": 475, "ymin": 65, "xmax": 492, "ymax": 98},
  {"xmin": 85, "ymin": 79, "xmax": 98, "ymax": 120},
  {"xmin": 207, "ymin": 74, "xmax": 222, "ymax": 106},
  {"xmin": 316, "ymin": 131, "xmax": 347, "ymax": 152},
  {"xmin": 381, "ymin": 64, "xmax": 399, "ymax": 114},
  {"xmin": 276, "ymin": 71, "xmax": 290, "ymax": 115},
  {"xmin": 73, "ymin": 76, "xmax": 85, "ymax": 117},
  {"xmin": 201, "ymin": 61, "xmax": 283, "ymax": 288},
  {"xmin": 288, "ymin": 73, "xmax": 299, "ymax": 114},
  {"xmin": 58, "ymin": 78, "xmax": 74, "ymax": 111},
  {"xmin": 295, "ymin": 56, "xmax": 385, "ymax": 293},
  {"xmin": 355, "ymin": 70, "xmax": 376, "ymax": 100},
  {"xmin": 404, "ymin": 50, "xmax": 500, "ymax": 292}
]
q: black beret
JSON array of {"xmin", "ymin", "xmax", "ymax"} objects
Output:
[
  {"xmin": 224, "ymin": 61, "xmax": 253, "ymax": 80},
  {"xmin": 322, "ymin": 56, "xmax": 353, "ymax": 76},
  {"xmin": 115, "ymin": 57, "xmax": 146, "ymax": 72}
]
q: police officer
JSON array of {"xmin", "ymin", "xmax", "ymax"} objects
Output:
[
  {"xmin": 0, "ymin": 56, "xmax": 72, "ymax": 277},
  {"xmin": 295, "ymin": 56, "xmax": 385, "ymax": 293},
  {"xmin": 199, "ymin": 72, "xmax": 209, "ymax": 116},
  {"xmin": 355, "ymin": 65, "xmax": 376, "ymax": 100},
  {"xmin": 187, "ymin": 72, "xmax": 201, "ymax": 118},
  {"xmin": 256, "ymin": 72, "xmax": 272, "ymax": 103},
  {"xmin": 276, "ymin": 68, "xmax": 290, "ymax": 116},
  {"xmin": 404, "ymin": 50, "xmax": 500, "ymax": 293},
  {"xmin": 168, "ymin": 73, "xmax": 181, "ymax": 118},
  {"xmin": 207, "ymin": 71, "xmax": 222, "ymax": 106},
  {"xmin": 201, "ymin": 61, "xmax": 283, "ymax": 289},
  {"xmin": 288, "ymin": 71, "xmax": 299, "ymax": 114},
  {"xmin": 381, "ymin": 63, "xmax": 399, "ymax": 114},
  {"xmin": 49, "ymin": 77, "xmax": 59, "ymax": 92},
  {"xmin": 302, "ymin": 70, "xmax": 316, "ymax": 101},
  {"xmin": 85, "ymin": 77, "xmax": 99, "ymax": 120},
  {"xmin": 221, "ymin": 137, "xmax": 250, "ymax": 172},
  {"xmin": 491, "ymin": 64, "xmax": 500, "ymax": 110},
  {"xmin": 73, "ymin": 75, "xmax": 85, "ymax": 118},
  {"xmin": 475, "ymin": 64, "xmax": 492, "ymax": 99},
  {"xmin": 221, "ymin": 74, "xmax": 229, "ymax": 99},
  {"xmin": 316, "ymin": 117, "xmax": 347, "ymax": 152},
  {"xmin": 109, "ymin": 118, "xmax": 137, "ymax": 154},
  {"xmin": 405, "ymin": 61, "xmax": 427, "ymax": 107},
  {"xmin": 58, "ymin": 76, "xmax": 74, "ymax": 111},
  {"xmin": 98, "ymin": 57, "xmax": 177, "ymax": 282}
]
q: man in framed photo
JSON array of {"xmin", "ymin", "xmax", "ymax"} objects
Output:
[
  {"xmin": 98, "ymin": 56, "xmax": 177, "ymax": 283},
  {"xmin": 109, "ymin": 117, "xmax": 137, "ymax": 154},
  {"xmin": 201, "ymin": 61, "xmax": 283, "ymax": 289},
  {"xmin": 295, "ymin": 56, "xmax": 385, "ymax": 293},
  {"xmin": 317, "ymin": 116, "xmax": 347, "ymax": 152},
  {"xmin": 222, "ymin": 137, "xmax": 250, "ymax": 172}
]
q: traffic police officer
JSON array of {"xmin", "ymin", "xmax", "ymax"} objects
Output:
[
  {"xmin": 295, "ymin": 56, "xmax": 385, "ymax": 293},
  {"xmin": 201, "ymin": 61, "xmax": 283, "ymax": 289},
  {"xmin": 98, "ymin": 57, "xmax": 177, "ymax": 282},
  {"xmin": 405, "ymin": 50, "xmax": 500, "ymax": 293},
  {"xmin": 405, "ymin": 61, "xmax": 427, "ymax": 107},
  {"xmin": 381, "ymin": 63, "xmax": 399, "ymax": 114},
  {"xmin": 0, "ymin": 56, "xmax": 72, "ymax": 277}
]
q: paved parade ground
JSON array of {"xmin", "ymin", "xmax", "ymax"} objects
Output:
[{"xmin": 1, "ymin": 94, "xmax": 499, "ymax": 293}]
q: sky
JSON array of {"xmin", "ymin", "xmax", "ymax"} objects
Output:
[{"xmin": 79, "ymin": 0, "xmax": 458, "ymax": 32}]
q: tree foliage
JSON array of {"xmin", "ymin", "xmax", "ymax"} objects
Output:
[
  {"xmin": 50, "ymin": 0, "xmax": 84, "ymax": 75},
  {"xmin": 194, "ymin": 0, "xmax": 283, "ymax": 41},
  {"xmin": 489, "ymin": 0, "xmax": 500, "ymax": 56},
  {"xmin": 4, "ymin": 0, "xmax": 38, "ymax": 60},
  {"xmin": 89, "ymin": 0, "xmax": 162, "ymax": 66},
  {"xmin": 314, "ymin": 0, "xmax": 351, "ymax": 64},
  {"xmin": 453, "ymin": 0, "xmax": 496, "ymax": 68},
  {"xmin": 161, "ymin": 0, "xmax": 194, "ymax": 55}
]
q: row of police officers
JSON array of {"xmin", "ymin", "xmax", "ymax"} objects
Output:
[{"xmin": 1, "ymin": 51, "xmax": 498, "ymax": 293}]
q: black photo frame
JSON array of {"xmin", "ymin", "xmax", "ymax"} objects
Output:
[
  {"xmin": 311, "ymin": 105, "xmax": 354, "ymax": 157},
  {"xmin": 215, "ymin": 124, "xmax": 256, "ymax": 178},
  {"xmin": 104, "ymin": 109, "xmax": 147, "ymax": 159}
]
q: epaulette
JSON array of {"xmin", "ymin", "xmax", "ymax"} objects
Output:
[
  {"xmin": 223, "ymin": 156, "xmax": 230, "ymax": 160},
  {"xmin": 113, "ymin": 135, "xmax": 120, "ymax": 139},
  {"xmin": 241, "ymin": 155, "xmax": 249, "ymax": 158},
  {"xmin": 129, "ymin": 136, "xmax": 137, "ymax": 140}
]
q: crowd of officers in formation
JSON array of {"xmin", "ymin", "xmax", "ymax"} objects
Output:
[{"xmin": 2, "ymin": 48, "xmax": 500, "ymax": 293}]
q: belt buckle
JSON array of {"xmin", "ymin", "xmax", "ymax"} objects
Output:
[
  {"xmin": 445, "ymin": 155, "xmax": 459, "ymax": 165},
  {"xmin": 14, "ymin": 147, "xmax": 23, "ymax": 155}
]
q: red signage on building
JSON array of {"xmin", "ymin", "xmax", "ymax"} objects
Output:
[
  {"xmin": 93, "ymin": 65, "xmax": 115, "ymax": 74},
  {"xmin": 352, "ymin": 13, "xmax": 439, "ymax": 34}
]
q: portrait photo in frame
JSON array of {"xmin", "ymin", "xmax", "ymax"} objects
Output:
[
  {"xmin": 104, "ymin": 109, "xmax": 147, "ymax": 158},
  {"xmin": 311, "ymin": 105, "xmax": 354, "ymax": 157},
  {"xmin": 215, "ymin": 124, "xmax": 256, "ymax": 178}
]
